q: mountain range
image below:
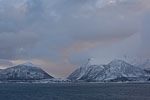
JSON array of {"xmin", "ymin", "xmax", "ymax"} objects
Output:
[
  {"xmin": 0, "ymin": 59, "xmax": 150, "ymax": 83},
  {"xmin": 68, "ymin": 59, "xmax": 150, "ymax": 82}
]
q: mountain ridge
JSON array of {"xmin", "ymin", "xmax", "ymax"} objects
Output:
[{"xmin": 68, "ymin": 59, "xmax": 150, "ymax": 82}]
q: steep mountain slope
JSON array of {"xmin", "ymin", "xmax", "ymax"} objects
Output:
[
  {"xmin": 0, "ymin": 62, "xmax": 53, "ymax": 81},
  {"xmin": 97, "ymin": 60, "xmax": 149, "ymax": 81},
  {"xmin": 126, "ymin": 58, "xmax": 150, "ymax": 75},
  {"xmin": 68, "ymin": 58, "xmax": 105, "ymax": 81},
  {"xmin": 127, "ymin": 58, "xmax": 150, "ymax": 70},
  {"xmin": 68, "ymin": 59, "xmax": 149, "ymax": 82}
]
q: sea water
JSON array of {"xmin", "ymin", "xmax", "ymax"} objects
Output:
[{"xmin": 0, "ymin": 83, "xmax": 150, "ymax": 100}]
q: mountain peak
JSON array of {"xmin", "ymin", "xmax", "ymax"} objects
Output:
[
  {"xmin": 21, "ymin": 62, "xmax": 37, "ymax": 67},
  {"xmin": 109, "ymin": 59, "xmax": 128, "ymax": 65},
  {"xmin": 0, "ymin": 62, "xmax": 53, "ymax": 80},
  {"xmin": 68, "ymin": 59, "xmax": 149, "ymax": 82},
  {"xmin": 85, "ymin": 58, "xmax": 102, "ymax": 66}
]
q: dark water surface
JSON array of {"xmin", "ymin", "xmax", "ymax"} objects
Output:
[{"xmin": 0, "ymin": 83, "xmax": 150, "ymax": 100}]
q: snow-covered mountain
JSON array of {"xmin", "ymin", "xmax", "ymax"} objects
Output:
[
  {"xmin": 68, "ymin": 59, "xmax": 150, "ymax": 82},
  {"xmin": 68, "ymin": 58, "xmax": 105, "ymax": 81},
  {"xmin": 0, "ymin": 62, "xmax": 53, "ymax": 81},
  {"xmin": 101, "ymin": 60, "xmax": 149, "ymax": 81},
  {"xmin": 123, "ymin": 57, "xmax": 150, "ymax": 75},
  {"xmin": 125, "ymin": 58, "xmax": 150, "ymax": 70}
]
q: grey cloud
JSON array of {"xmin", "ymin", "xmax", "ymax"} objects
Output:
[
  {"xmin": 0, "ymin": 0, "xmax": 149, "ymax": 77},
  {"xmin": 140, "ymin": 11, "xmax": 150, "ymax": 56},
  {"xmin": 70, "ymin": 33, "xmax": 141, "ymax": 65},
  {"xmin": 0, "ymin": 59, "xmax": 13, "ymax": 66},
  {"xmin": 0, "ymin": 32, "xmax": 40, "ymax": 60}
]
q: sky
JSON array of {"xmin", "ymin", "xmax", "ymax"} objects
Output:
[{"xmin": 0, "ymin": 0, "xmax": 150, "ymax": 78}]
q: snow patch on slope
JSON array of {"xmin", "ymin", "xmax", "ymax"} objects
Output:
[{"xmin": 22, "ymin": 62, "xmax": 37, "ymax": 67}]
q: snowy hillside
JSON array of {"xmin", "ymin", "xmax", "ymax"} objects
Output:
[
  {"xmin": 68, "ymin": 58, "xmax": 105, "ymax": 81},
  {"xmin": 68, "ymin": 59, "xmax": 150, "ymax": 82},
  {"xmin": 125, "ymin": 58, "xmax": 150, "ymax": 70},
  {"xmin": 0, "ymin": 62, "xmax": 53, "ymax": 81}
]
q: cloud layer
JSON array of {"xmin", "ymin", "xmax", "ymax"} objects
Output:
[{"xmin": 0, "ymin": 0, "xmax": 149, "ymax": 77}]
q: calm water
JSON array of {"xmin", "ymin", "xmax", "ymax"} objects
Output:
[{"xmin": 0, "ymin": 83, "xmax": 150, "ymax": 100}]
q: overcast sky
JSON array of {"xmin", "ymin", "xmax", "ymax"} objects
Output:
[{"xmin": 0, "ymin": 0, "xmax": 150, "ymax": 77}]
